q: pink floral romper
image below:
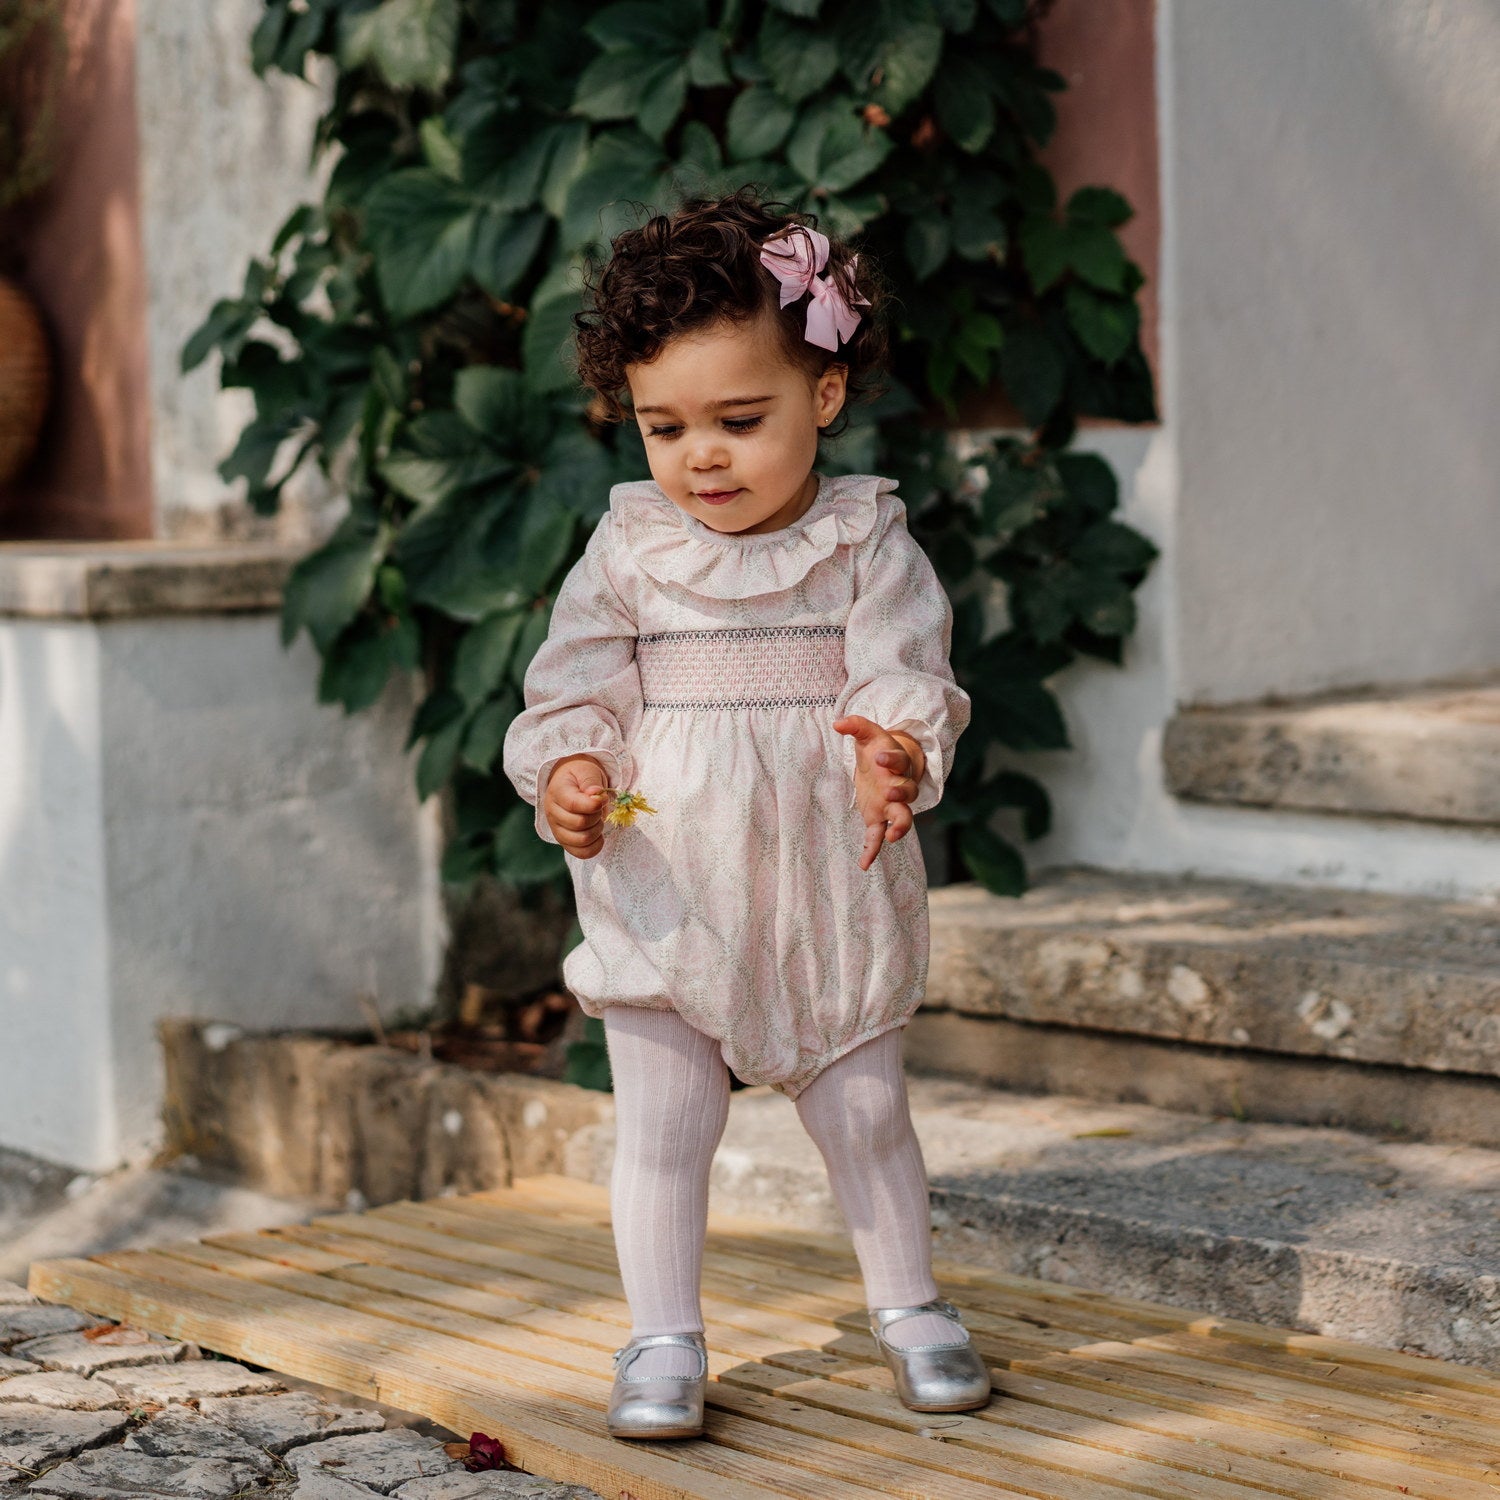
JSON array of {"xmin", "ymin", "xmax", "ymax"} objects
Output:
[{"xmin": 501, "ymin": 470, "xmax": 972, "ymax": 1099}]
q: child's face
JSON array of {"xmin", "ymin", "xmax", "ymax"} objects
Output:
[{"xmin": 624, "ymin": 313, "xmax": 847, "ymax": 537}]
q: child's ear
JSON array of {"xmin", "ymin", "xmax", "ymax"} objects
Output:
[{"xmin": 818, "ymin": 362, "xmax": 849, "ymax": 421}]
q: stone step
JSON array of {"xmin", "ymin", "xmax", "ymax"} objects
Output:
[
  {"xmin": 1162, "ymin": 674, "xmax": 1500, "ymax": 825},
  {"xmin": 564, "ymin": 1076, "xmax": 1500, "ymax": 1372},
  {"xmin": 920, "ymin": 869, "xmax": 1500, "ymax": 1146}
]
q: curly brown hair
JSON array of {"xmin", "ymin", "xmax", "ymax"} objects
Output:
[{"xmin": 572, "ymin": 185, "xmax": 891, "ymax": 438}]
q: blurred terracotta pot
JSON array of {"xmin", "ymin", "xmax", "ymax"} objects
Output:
[{"xmin": 0, "ymin": 274, "xmax": 52, "ymax": 487}]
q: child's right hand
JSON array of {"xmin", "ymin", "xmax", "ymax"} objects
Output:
[{"xmin": 544, "ymin": 754, "xmax": 612, "ymax": 858}]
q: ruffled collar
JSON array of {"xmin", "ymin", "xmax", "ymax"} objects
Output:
[{"xmin": 609, "ymin": 470, "xmax": 896, "ymax": 599}]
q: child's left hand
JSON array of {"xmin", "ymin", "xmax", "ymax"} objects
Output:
[{"xmin": 833, "ymin": 714, "xmax": 928, "ymax": 871}]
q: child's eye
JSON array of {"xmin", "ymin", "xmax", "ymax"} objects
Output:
[{"xmin": 646, "ymin": 416, "xmax": 764, "ymax": 439}]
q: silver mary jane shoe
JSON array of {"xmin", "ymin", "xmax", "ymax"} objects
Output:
[
  {"xmin": 607, "ymin": 1332, "xmax": 709, "ymax": 1439},
  {"xmin": 868, "ymin": 1296, "xmax": 993, "ymax": 1412}
]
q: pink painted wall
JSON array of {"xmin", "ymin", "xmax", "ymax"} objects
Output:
[{"xmin": 0, "ymin": 0, "xmax": 153, "ymax": 540}]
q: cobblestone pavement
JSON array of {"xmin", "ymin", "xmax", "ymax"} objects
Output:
[{"xmin": 0, "ymin": 1282, "xmax": 602, "ymax": 1500}]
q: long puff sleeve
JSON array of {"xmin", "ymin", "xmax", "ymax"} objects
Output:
[
  {"xmin": 502, "ymin": 514, "xmax": 641, "ymax": 844},
  {"xmin": 834, "ymin": 499, "xmax": 971, "ymax": 815}
]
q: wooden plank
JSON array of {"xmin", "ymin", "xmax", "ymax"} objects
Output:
[
  {"xmin": 770, "ymin": 1350, "xmax": 1500, "ymax": 1500},
  {"xmin": 359, "ymin": 1198, "xmax": 1500, "ymax": 1466},
  {"xmin": 209, "ymin": 1228, "xmax": 1453, "ymax": 1499},
  {"xmin": 29, "ymin": 1179, "xmax": 1500, "ymax": 1500},
  {"xmin": 828, "ymin": 1303, "xmax": 1500, "ymax": 1448},
  {"xmin": 203, "ymin": 1231, "xmax": 824, "ymax": 1371},
  {"xmin": 721, "ymin": 1360, "xmax": 1315, "ymax": 1500},
  {"xmin": 992, "ymin": 1346, "xmax": 1499, "ymax": 1482},
  {"xmin": 75, "ymin": 1249, "xmax": 1001, "ymax": 1500},
  {"xmin": 370, "ymin": 1200, "xmax": 870, "ymax": 1318},
  {"xmin": 27, "ymin": 1256, "xmax": 769, "ymax": 1500},
  {"xmin": 497, "ymin": 1175, "xmax": 1500, "ymax": 1408},
  {"xmin": 496, "ymin": 1177, "xmax": 1500, "ymax": 1402},
  {"xmin": 196, "ymin": 1230, "xmax": 1476, "ymax": 1500},
  {"xmin": 182, "ymin": 1235, "xmax": 1278, "ymax": 1500},
  {"xmin": 275, "ymin": 1219, "xmax": 839, "ymax": 1350}
]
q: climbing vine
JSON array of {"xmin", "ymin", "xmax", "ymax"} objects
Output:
[{"xmin": 186, "ymin": 0, "xmax": 1158, "ymax": 1077}]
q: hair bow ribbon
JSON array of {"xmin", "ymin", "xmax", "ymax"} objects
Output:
[{"xmin": 759, "ymin": 226, "xmax": 871, "ymax": 352}]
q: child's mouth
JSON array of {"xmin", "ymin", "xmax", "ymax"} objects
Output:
[{"xmin": 695, "ymin": 489, "xmax": 742, "ymax": 505}]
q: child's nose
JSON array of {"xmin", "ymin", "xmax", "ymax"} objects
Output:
[{"xmin": 687, "ymin": 435, "xmax": 731, "ymax": 466}]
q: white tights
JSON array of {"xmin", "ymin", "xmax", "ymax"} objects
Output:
[{"xmin": 603, "ymin": 1005, "xmax": 956, "ymax": 1378}]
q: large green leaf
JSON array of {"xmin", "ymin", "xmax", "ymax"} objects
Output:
[
  {"xmin": 494, "ymin": 803, "xmax": 568, "ymax": 884},
  {"xmin": 459, "ymin": 689, "xmax": 519, "ymax": 771},
  {"xmin": 318, "ymin": 613, "xmax": 413, "ymax": 712},
  {"xmin": 835, "ymin": 0, "xmax": 942, "ymax": 114},
  {"xmin": 786, "ymin": 96, "xmax": 892, "ymax": 193},
  {"xmin": 281, "ymin": 519, "xmax": 383, "ymax": 652},
  {"xmin": 1072, "ymin": 518, "xmax": 1158, "ymax": 575},
  {"xmin": 454, "ymin": 366, "xmax": 529, "ymax": 437},
  {"xmin": 560, "ymin": 129, "xmax": 667, "ymax": 250},
  {"xmin": 505, "ymin": 494, "xmax": 577, "ymax": 597},
  {"xmin": 975, "ymin": 678, "xmax": 1070, "ymax": 751},
  {"xmin": 758, "ymin": 11, "xmax": 839, "ymax": 103},
  {"xmin": 532, "ymin": 423, "xmax": 620, "ymax": 516},
  {"xmin": 416, "ymin": 712, "xmax": 467, "ymax": 799},
  {"xmin": 572, "ymin": 49, "xmax": 686, "ymax": 139},
  {"xmin": 935, "ymin": 53, "xmax": 995, "ymax": 152},
  {"xmin": 1065, "ymin": 283, "xmax": 1139, "ymax": 364},
  {"xmin": 960, "ymin": 824, "xmax": 1026, "ymax": 896},
  {"xmin": 393, "ymin": 486, "xmax": 525, "ymax": 619},
  {"xmin": 998, "ymin": 323, "xmax": 1066, "ymax": 427},
  {"xmin": 1067, "ymin": 224, "xmax": 1129, "ymax": 293},
  {"xmin": 1019, "ymin": 215, "xmax": 1070, "ymax": 292},
  {"xmin": 339, "ymin": 0, "xmax": 460, "ymax": 94},
  {"xmin": 904, "ymin": 215, "xmax": 951, "ymax": 281},
  {"xmin": 379, "ymin": 411, "xmax": 516, "ymax": 506},
  {"xmin": 181, "ymin": 298, "xmax": 260, "ymax": 373},
  {"xmin": 1068, "ymin": 185, "xmax": 1132, "ymax": 228},
  {"xmin": 363, "ymin": 169, "xmax": 477, "ymax": 319},
  {"xmin": 727, "ymin": 87, "xmax": 797, "ymax": 160},
  {"xmin": 453, "ymin": 611, "xmax": 526, "ymax": 704},
  {"xmin": 1056, "ymin": 452, "xmax": 1119, "ymax": 515}
]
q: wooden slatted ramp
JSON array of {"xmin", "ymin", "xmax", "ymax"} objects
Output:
[{"xmin": 28, "ymin": 1173, "xmax": 1500, "ymax": 1500}]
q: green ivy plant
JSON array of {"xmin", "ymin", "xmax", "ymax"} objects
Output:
[{"xmin": 186, "ymin": 0, "xmax": 1156, "ymax": 1084}]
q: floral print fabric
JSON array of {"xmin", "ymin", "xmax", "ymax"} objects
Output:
[{"xmin": 501, "ymin": 470, "xmax": 971, "ymax": 1099}]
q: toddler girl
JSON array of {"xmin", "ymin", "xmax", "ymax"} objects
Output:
[{"xmin": 501, "ymin": 186, "xmax": 991, "ymax": 1439}]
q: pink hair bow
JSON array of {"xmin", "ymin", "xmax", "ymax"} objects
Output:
[{"xmin": 759, "ymin": 226, "xmax": 871, "ymax": 352}]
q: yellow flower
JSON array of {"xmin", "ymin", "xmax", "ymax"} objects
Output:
[{"xmin": 601, "ymin": 788, "xmax": 659, "ymax": 829}]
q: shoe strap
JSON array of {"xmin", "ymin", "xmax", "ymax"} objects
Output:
[
  {"xmin": 611, "ymin": 1333, "xmax": 707, "ymax": 1378},
  {"xmin": 868, "ymin": 1296, "xmax": 965, "ymax": 1337}
]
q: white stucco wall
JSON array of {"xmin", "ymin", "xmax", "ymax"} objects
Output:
[
  {"xmin": 998, "ymin": 0, "xmax": 1500, "ymax": 901},
  {"xmin": 1006, "ymin": 429, "xmax": 1500, "ymax": 903},
  {"xmin": 1169, "ymin": 0, "xmax": 1500, "ymax": 704},
  {"xmin": 133, "ymin": 0, "xmax": 334, "ymax": 540},
  {"xmin": 0, "ymin": 610, "xmax": 445, "ymax": 1171},
  {"xmin": 0, "ymin": 624, "xmax": 116, "ymax": 1168}
]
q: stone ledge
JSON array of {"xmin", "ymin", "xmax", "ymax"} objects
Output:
[
  {"xmin": 159, "ymin": 1022, "xmax": 614, "ymax": 1207},
  {"xmin": 0, "ymin": 542, "xmax": 301, "ymax": 619},
  {"xmin": 925, "ymin": 869, "xmax": 1500, "ymax": 1078},
  {"xmin": 1162, "ymin": 675, "xmax": 1500, "ymax": 825},
  {"xmin": 905, "ymin": 1009, "xmax": 1500, "ymax": 1148}
]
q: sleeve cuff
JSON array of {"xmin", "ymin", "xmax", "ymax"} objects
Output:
[
  {"xmin": 890, "ymin": 717, "xmax": 943, "ymax": 815},
  {"xmin": 532, "ymin": 747, "xmax": 629, "ymax": 845},
  {"xmin": 839, "ymin": 717, "xmax": 944, "ymax": 815}
]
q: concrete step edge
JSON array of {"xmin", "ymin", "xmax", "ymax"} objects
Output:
[
  {"xmin": 1162, "ymin": 674, "xmax": 1500, "ymax": 826},
  {"xmin": 927, "ymin": 867, "xmax": 1500, "ymax": 1078}
]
